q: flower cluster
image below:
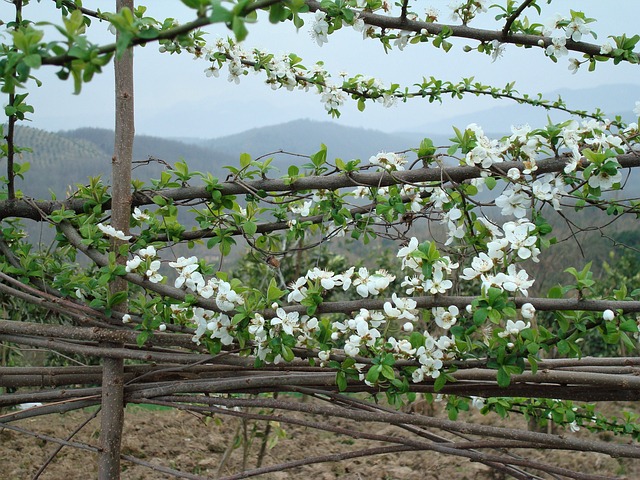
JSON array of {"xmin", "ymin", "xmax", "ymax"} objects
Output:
[
  {"xmin": 332, "ymin": 308, "xmax": 385, "ymax": 357},
  {"xmin": 369, "ymin": 152, "xmax": 407, "ymax": 171},
  {"xmin": 124, "ymin": 248, "xmax": 245, "ymax": 343},
  {"xmin": 448, "ymin": 0, "xmax": 488, "ymax": 24},
  {"xmin": 107, "ymin": 107, "xmax": 639, "ymax": 391},
  {"xmin": 188, "ymin": 37, "xmax": 400, "ymax": 117},
  {"xmin": 412, "ymin": 333, "xmax": 456, "ymax": 381}
]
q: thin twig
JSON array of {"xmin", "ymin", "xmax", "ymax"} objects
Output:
[{"xmin": 502, "ymin": 0, "xmax": 536, "ymax": 38}]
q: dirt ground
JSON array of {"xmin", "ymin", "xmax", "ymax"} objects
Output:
[{"xmin": 1, "ymin": 400, "xmax": 638, "ymax": 480}]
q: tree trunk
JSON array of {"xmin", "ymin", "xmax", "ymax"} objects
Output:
[{"xmin": 98, "ymin": 1, "xmax": 134, "ymax": 478}]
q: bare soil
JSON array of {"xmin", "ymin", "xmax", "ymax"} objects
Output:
[{"xmin": 1, "ymin": 401, "xmax": 638, "ymax": 479}]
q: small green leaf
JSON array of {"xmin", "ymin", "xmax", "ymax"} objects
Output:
[
  {"xmin": 242, "ymin": 220, "xmax": 257, "ymax": 236},
  {"xmin": 433, "ymin": 374, "xmax": 447, "ymax": 392},
  {"xmin": 267, "ymin": 278, "xmax": 286, "ymax": 302},
  {"xmin": 528, "ymin": 355, "xmax": 538, "ymax": 375},
  {"xmin": 239, "ymin": 152, "xmax": 251, "ymax": 168},
  {"xmin": 497, "ymin": 367, "xmax": 511, "ymax": 387},
  {"xmin": 366, "ymin": 365, "xmax": 381, "ymax": 384},
  {"xmin": 336, "ymin": 371, "xmax": 347, "ymax": 391}
]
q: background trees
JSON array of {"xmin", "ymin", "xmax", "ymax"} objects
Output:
[{"xmin": 0, "ymin": 1, "xmax": 639, "ymax": 478}]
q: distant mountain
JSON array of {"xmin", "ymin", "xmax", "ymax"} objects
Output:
[
  {"xmin": 200, "ymin": 119, "xmax": 450, "ymax": 168},
  {"xmin": 410, "ymin": 83, "xmax": 639, "ymax": 136},
  {"xmin": 59, "ymin": 127, "xmax": 235, "ymax": 181},
  {"xmin": 15, "ymin": 121, "xmax": 448, "ymax": 201},
  {"xmin": 14, "ymin": 126, "xmax": 111, "ymax": 199}
]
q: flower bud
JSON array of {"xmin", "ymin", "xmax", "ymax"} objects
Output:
[
  {"xmin": 402, "ymin": 322, "xmax": 414, "ymax": 332},
  {"xmin": 602, "ymin": 309, "xmax": 615, "ymax": 321}
]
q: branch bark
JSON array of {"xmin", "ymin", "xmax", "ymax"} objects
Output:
[
  {"xmin": 3, "ymin": 153, "xmax": 640, "ymax": 222},
  {"xmin": 98, "ymin": 0, "xmax": 134, "ymax": 476}
]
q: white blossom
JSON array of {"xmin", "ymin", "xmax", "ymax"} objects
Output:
[
  {"xmin": 424, "ymin": 267, "xmax": 453, "ymax": 294},
  {"xmin": 521, "ymin": 303, "xmax": 536, "ymax": 320},
  {"xmin": 310, "ymin": 11, "xmax": 329, "ymax": 46},
  {"xmin": 146, "ymin": 260, "xmax": 163, "ymax": 284},
  {"xmin": 125, "ymin": 256, "xmax": 142, "ymax": 273},
  {"xmin": 600, "ymin": 42, "xmax": 613, "ymax": 55},
  {"xmin": 433, "ymin": 305, "xmax": 459, "ymax": 330},
  {"xmin": 490, "ymin": 40, "xmax": 505, "ymax": 62},
  {"xmin": 132, "ymin": 207, "xmax": 150, "ymax": 222},
  {"xmin": 498, "ymin": 319, "xmax": 531, "ymax": 338},
  {"xmin": 566, "ymin": 17, "xmax": 591, "ymax": 42},
  {"xmin": 546, "ymin": 37, "xmax": 568, "ymax": 57},
  {"xmin": 568, "ymin": 58, "xmax": 580, "ymax": 74},
  {"xmin": 97, "ymin": 223, "xmax": 132, "ymax": 241},
  {"xmin": 369, "ymin": 151, "xmax": 407, "ymax": 171},
  {"xmin": 270, "ymin": 308, "xmax": 300, "ymax": 335},
  {"xmin": 288, "ymin": 277, "xmax": 308, "ymax": 303}
]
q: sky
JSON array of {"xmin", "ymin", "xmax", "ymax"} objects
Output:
[{"xmin": 2, "ymin": 1, "xmax": 639, "ymax": 139}]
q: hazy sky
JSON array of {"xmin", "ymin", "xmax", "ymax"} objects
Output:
[{"xmin": 3, "ymin": 1, "xmax": 639, "ymax": 138}]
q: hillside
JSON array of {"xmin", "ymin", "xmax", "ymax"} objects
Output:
[
  {"xmin": 201, "ymin": 119, "xmax": 451, "ymax": 168},
  {"xmin": 13, "ymin": 126, "xmax": 112, "ymax": 199},
  {"xmin": 59, "ymin": 127, "xmax": 235, "ymax": 184}
]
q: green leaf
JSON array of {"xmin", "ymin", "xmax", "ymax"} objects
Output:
[
  {"xmin": 267, "ymin": 278, "xmax": 286, "ymax": 303},
  {"xmin": 239, "ymin": 152, "xmax": 251, "ymax": 168},
  {"xmin": 485, "ymin": 176, "xmax": 497, "ymax": 190},
  {"xmin": 231, "ymin": 16, "xmax": 249, "ymax": 42},
  {"xmin": 528, "ymin": 355, "xmax": 538, "ymax": 375},
  {"xmin": 620, "ymin": 318, "xmax": 639, "ymax": 332},
  {"xmin": 497, "ymin": 367, "xmax": 511, "ymax": 387},
  {"xmin": 417, "ymin": 138, "xmax": 436, "ymax": 158},
  {"xmin": 23, "ymin": 54, "xmax": 42, "ymax": 69},
  {"xmin": 136, "ymin": 330, "xmax": 151, "ymax": 347},
  {"xmin": 310, "ymin": 144, "xmax": 327, "ymax": 167},
  {"xmin": 381, "ymin": 365, "xmax": 395, "ymax": 381},
  {"xmin": 242, "ymin": 220, "xmax": 257, "ymax": 236},
  {"xmin": 547, "ymin": 285, "xmax": 563, "ymax": 298},
  {"xmin": 288, "ymin": 165, "xmax": 299, "ymax": 177},
  {"xmin": 268, "ymin": 2, "xmax": 288, "ymax": 23},
  {"xmin": 336, "ymin": 371, "xmax": 347, "ymax": 391},
  {"xmin": 281, "ymin": 345, "xmax": 294, "ymax": 362},
  {"xmin": 366, "ymin": 365, "xmax": 381, "ymax": 384},
  {"xmin": 433, "ymin": 374, "xmax": 447, "ymax": 392}
]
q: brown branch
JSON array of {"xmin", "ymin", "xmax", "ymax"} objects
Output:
[
  {"xmin": 306, "ymin": 0, "xmax": 626, "ymax": 60},
  {"xmin": 5, "ymin": 0, "xmax": 23, "ymax": 200},
  {"xmin": 502, "ymin": 0, "xmax": 536, "ymax": 38},
  {"xmin": 295, "ymin": 387, "xmax": 535, "ymax": 480},
  {"xmin": 220, "ymin": 445, "xmax": 416, "ymax": 480},
  {"xmin": 0, "ymin": 333, "xmax": 211, "ymax": 364},
  {"xmin": 3, "ymin": 153, "xmax": 640, "ymax": 222},
  {"xmin": 141, "ymin": 395, "xmax": 640, "ymax": 461},
  {"xmin": 0, "ymin": 421, "xmax": 102, "ymax": 453},
  {"xmin": 56, "ymin": 0, "xmax": 103, "ymax": 19},
  {"xmin": 39, "ymin": 0, "xmax": 285, "ymax": 67},
  {"xmin": 56, "ymin": 216, "xmax": 640, "ymax": 323},
  {"xmin": 0, "ymin": 319, "xmax": 204, "ymax": 351},
  {"xmin": 141, "ymin": 397, "xmax": 619, "ymax": 480},
  {"xmin": 0, "ymin": 398, "xmax": 100, "ymax": 422}
]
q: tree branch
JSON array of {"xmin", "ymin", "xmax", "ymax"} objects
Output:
[{"xmin": 501, "ymin": 0, "xmax": 536, "ymax": 38}]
